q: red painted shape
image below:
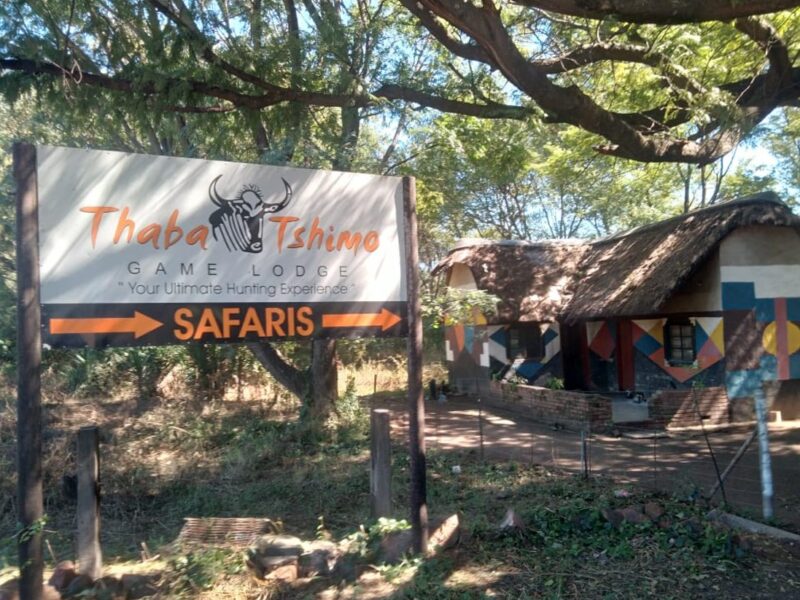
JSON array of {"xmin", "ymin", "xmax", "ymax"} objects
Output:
[
  {"xmin": 617, "ymin": 320, "xmax": 635, "ymax": 391},
  {"xmin": 776, "ymin": 297, "xmax": 790, "ymax": 380},
  {"xmin": 590, "ymin": 322, "xmax": 616, "ymax": 360},
  {"xmin": 453, "ymin": 324, "xmax": 465, "ymax": 353}
]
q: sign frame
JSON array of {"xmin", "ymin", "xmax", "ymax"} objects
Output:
[{"xmin": 13, "ymin": 142, "xmax": 427, "ymax": 595}]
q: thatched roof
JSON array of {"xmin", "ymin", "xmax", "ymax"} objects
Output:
[{"xmin": 433, "ymin": 194, "xmax": 800, "ymax": 324}]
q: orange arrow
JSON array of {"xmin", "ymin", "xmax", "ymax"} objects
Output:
[
  {"xmin": 322, "ymin": 308, "xmax": 402, "ymax": 332},
  {"xmin": 50, "ymin": 311, "xmax": 163, "ymax": 339}
]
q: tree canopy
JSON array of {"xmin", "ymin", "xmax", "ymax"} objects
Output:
[{"xmin": 2, "ymin": 1, "xmax": 800, "ymax": 164}]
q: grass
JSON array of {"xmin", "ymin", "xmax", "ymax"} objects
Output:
[{"xmin": 1, "ymin": 362, "xmax": 800, "ymax": 598}]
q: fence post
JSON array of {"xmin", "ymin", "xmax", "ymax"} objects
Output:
[
  {"xmin": 580, "ymin": 430, "xmax": 588, "ymax": 479},
  {"xmin": 477, "ymin": 398, "xmax": 485, "ymax": 461},
  {"xmin": 370, "ymin": 409, "xmax": 392, "ymax": 518},
  {"xmin": 754, "ymin": 386, "xmax": 774, "ymax": 520},
  {"xmin": 77, "ymin": 426, "xmax": 102, "ymax": 580}
]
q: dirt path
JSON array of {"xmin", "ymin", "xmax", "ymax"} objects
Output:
[{"xmin": 373, "ymin": 396, "xmax": 800, "ymax": 532}]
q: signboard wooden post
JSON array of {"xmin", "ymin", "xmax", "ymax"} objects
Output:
[
  {"xmin": 14, "ymin": 144, "xmax": 429, "ymax": 592},
  {"xmin": 403, "ymin": 176, "xmax": 427, "ymax": 553},
  {"xmin": 14, "ymin": 142, "xmax": 44, "ymax": 600}
]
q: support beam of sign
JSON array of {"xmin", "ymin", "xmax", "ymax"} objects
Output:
[
  {"xmin": 404, "ymin": 176, "xmax": 428, "ymax": 554},
  {"xmin": 50, "ymin": 312, "xmax": 163, "ymax": 339},
  {"xmin": 15, "ymin": 142, "xmax": 44, "ymax": 600}
]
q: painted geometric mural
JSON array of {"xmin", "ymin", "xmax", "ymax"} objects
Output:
[
  {"xmin": 631, "ymin": 317, "xmax": 724, "ymax": 383},
  {"xmin": 445, "ymin": 324, "xmax": 489, "ymax": 367},
  {"xmin": 723, "ymin": 281, "xmax": 800, "ymax": 397},
  {"xmin": 503, "ymin": 323, "xmax": 560, "ymax": 382},
  {"xmin": 445, "ymin": 322, "xmax": 561, "ymax": 384},
  {"xmin": 587, "ymin": 321, "xmax": 615, "ymax": 360}
]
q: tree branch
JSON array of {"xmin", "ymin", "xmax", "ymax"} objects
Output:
[
  {"xmin": 397, "ymin": 0, "xmax": 494, "ymax": 65},
  {"xmin": 246, "ymin": 342, "xmax": 307, "ymax": 399},
  {"xmin": 512, "ymin": 0, "xmax": 800, "ymax": 24}
]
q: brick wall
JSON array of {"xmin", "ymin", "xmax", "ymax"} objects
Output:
[
  {"xmin": 649, "ymin": 387, "xmax": 730, "ymax": 429},
  {"xmin": 486, "ymin": 381, "xmax": 612, "ymax": 431}
]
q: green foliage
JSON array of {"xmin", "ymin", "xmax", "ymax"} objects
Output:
[
  {"xmin": 422, "ymin": 286, "xmax": 500, "ymax": 330},
  {"xmin": 167, "ymin": 548, "xmax": 243, "ymax": 595},
  {"xmin": 324, "ymin": 376, "xmax": 369, "ymax": 445},
  {"xmin": 545, "ymin": 377, "xmax": 565, "ymax": 390}
]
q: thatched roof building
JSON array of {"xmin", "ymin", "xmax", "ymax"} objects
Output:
[{"xmin": 433, "ymin": 194, "xmax": 800, "ymax": 324}]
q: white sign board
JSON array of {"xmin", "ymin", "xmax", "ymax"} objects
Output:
[{"xmin": 36, "ymin": 145, "xmax": 408, "ymax": 346}]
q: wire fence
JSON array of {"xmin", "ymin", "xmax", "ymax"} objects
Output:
[{"xmin": 418, "ymin": 398, "xmax": 800, "ymax": 532}]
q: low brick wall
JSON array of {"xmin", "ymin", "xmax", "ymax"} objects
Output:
[
  {"xmin": 486, "ymin": 381, "xmax": 612, "ymax": 431},
  {"xmin": 649, "ymin": 387, "xmax": 730, "ymax": 429}
]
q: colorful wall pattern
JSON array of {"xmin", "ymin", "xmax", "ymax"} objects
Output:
[
  {"xmin": 445, "ymin": 323, "xmax": 561, "ymax": 385},
  {"xmin": 631, "ymin": 317, "xmax": 725, "ymax": 383},
  {"xmin": 502, "ymin": 323, "xmax": 560, "ymax": 383},
  {"xmin": 722, "ymin": 282, "xmax": 800, "ymax": 398},
  {"xmin": 586, "ymin": 320, "xmax": 617, "ymax": 390}
]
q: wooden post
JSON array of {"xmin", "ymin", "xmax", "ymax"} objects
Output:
[
  {"xmin": 370, "ymin": 409, "xmax": 392, "ymax": 518},
  {"xmin": 403, "ymin": 176, "xmax": 427, "ymax": 554},
  {"xmin": 580, "ymin": 430, "xmax": 588, "ymax": 479},
  {"xmin": 15, "ymin": 142, "xmax": 44, "ymax": 600},
  {"xmin": 477, "ymin": 398, "xmax": 485, "ymax": 461},
  {"xmin": 77, "ymin": 426, "xmax": 102, "ymax": 580}
]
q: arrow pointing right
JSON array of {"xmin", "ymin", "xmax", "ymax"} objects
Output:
[
  {"xmin": 322, "ymin": 308, "xmax": 402, "ymax": 332},
  {"xmin": 50, "ymin": 311, "xmax": 163, "ymax": 339}
]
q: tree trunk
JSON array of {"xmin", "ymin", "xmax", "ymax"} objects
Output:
[
  {"xmin": 247, "ymin": 342, "xmax": 307, "ymax": 400},
  {"xmin": 247, "ymin": 339, "xmax": 338, "ymax": 427},
  {"xmin": 309, "ymin": 338, "xmax": 338, "ymax": 422}
]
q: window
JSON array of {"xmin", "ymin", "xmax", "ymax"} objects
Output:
[
  {"xmin": 665, "ymin": 320, "xmax": 695, "ymax": 364},
  {"xmin": 508, "ymin": 325, "xmax": 544, "ymax": 360}
]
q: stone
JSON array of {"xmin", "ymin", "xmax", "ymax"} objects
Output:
[
  {"xmin": 498, "ymin": 509, "xmax": 524, "ymax": 532},
  {"xmin": 299, "ymin": 540, "xmax": 340, "ymax": 577},
  {"xmin": 428, "ymin": 515, "xmax": 460, "ymax": 555},
  {"xmin": 601, "ymin": 508, "xmax": 623, "ymax": 528},
  {"xmin": 265, "ymin": 563, "xmax": 298, "ymax": 583},
  {"xmin": 63, "ymin": 574, "xmax": 94, "ymax": 597},
  {"xmin": 377, "ymin": 529, "xmax": 413, "ymax": 565},
  {"xmin": 252, "ymin": 534, "xmax": 304, "ymax": 557},
  {"xmin": 48, "ymin": 561, "xmax": 77, "ymax": 591},
  {"xmin": 121, "ymin": 574, "xmax": 159, "ymax": 599},
  {"xmin": 619, "ymin": 506, "xmax": 649, "ymax": 525},
  {"xmin": 0, "ymin": 579, "xmax": 19, "ymax": 600},
  {"xmin": 43, "ymin": 585, "xmax": 62, "ymax": 600},
  {"xmin": 94, "ymin": 576, "xmax": 123, "ymax": 600},
  {"xmin": 657, "ymin": 517, "xmax": 673, "ymax": 530},
  {"xmin": 246, "ymin": 554, "xmax": 298, "ymax": 580},
  {"xmin": 644, "ymin": 502, "xmax": 665, "ymax": 522}
]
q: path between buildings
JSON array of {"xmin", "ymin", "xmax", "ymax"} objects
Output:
[{"xmin": 372, "ymin": 396, "xmax": 800, "ymax": 533}]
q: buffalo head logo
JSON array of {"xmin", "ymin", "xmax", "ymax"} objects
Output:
[{"xmin": 208, "ymin": 175, "xmax": 292, "ymax": 253}]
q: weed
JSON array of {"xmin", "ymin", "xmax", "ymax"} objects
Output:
[{"xmin": 166, "ymin": 548, "xmax": 243, "ymax": 595}]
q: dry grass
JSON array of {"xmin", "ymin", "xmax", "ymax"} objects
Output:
[{"xmin": 2, "ymin": 362, "xmax": 800, "ymax": 599}]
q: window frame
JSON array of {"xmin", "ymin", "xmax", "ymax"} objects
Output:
[
  {"xmin": 507, "ymin": 324, "xmax": 545, "ymax": 361},
  {"xmin": 664, "ymin": 319, "xmax": 696, "ymax": 366}
]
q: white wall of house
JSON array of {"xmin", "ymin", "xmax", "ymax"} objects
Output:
[
  {"xmin": 661, "ymin": 249, "xmax": 722, "ymax": 313},
  {"xmin": 720, "ymin": 225, "xmax": 800, "ymax": 295},
  {"xmin": 447, "ymin": 263, "xmax": 478, "ymax": 290}
]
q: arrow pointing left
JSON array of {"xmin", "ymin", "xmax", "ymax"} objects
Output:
[{"xmin": 50, "ymin": 311, "xmax": 164, "ymax": 339}]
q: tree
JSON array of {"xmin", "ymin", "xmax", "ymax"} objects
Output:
[
  {"xmin": 0, "ymin": 0, "xmax": 424, "ymax": 426},
  {"xmin": 406, "ymin": 116, "xmax": 683, "ymax": 243},
  {"xmin": 4, "ymin": 1, "xmax": 800, "ymax": 165}
]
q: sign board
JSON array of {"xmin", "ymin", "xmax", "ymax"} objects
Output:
[{"xmin": 36, "ymin": 145, "xmax": 408, "ymax": 346}]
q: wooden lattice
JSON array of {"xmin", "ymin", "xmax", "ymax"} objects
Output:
[{"xmin": 175, "ymin": 517, "xmax": 279, "ymax": 548}]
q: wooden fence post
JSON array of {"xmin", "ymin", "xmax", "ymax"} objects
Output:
[
  {"xmin": 77, "ymin": 426, "xmax": 102, "ymax": 580},
  {"xmin": 15, "ymin": 141, "xmax": 44, "ymax": 600},
  {"xmin": 370, "ymin": 409, "xmax": 392, "ymax": 518}
]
